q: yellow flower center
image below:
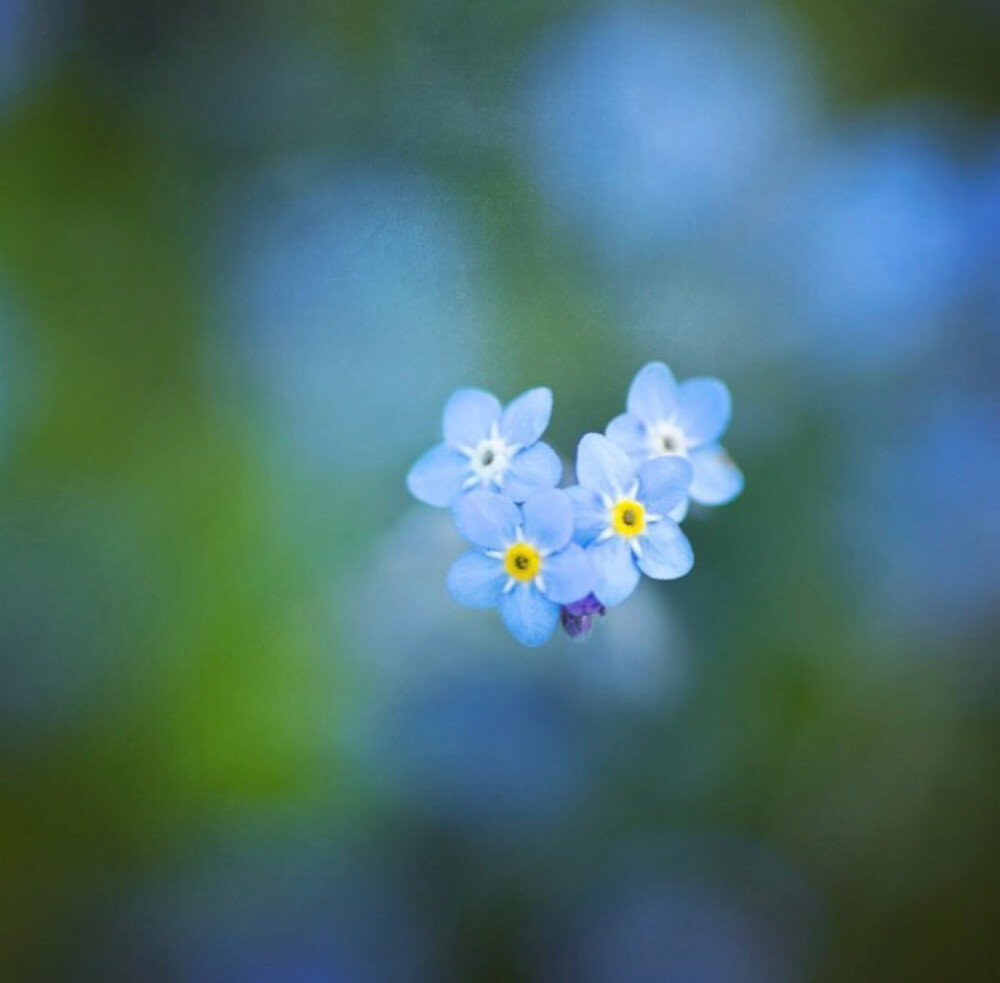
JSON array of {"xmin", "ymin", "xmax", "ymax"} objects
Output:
[
  {"xmin": 504, "ymin": 543, "xmax": 541, "ymax": 582},
  {"xmin": 611, "ymin": 498, "xmax": 646, "ymax": 537}
]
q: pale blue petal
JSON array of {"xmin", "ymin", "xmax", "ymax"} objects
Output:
[
  {"xmin": 406, "ymin": 443, "xmax": 470, "ymax": 507},
  {"xmin": 589, "ymin": 536, "xmax": 640, "ymax": 607},
  {"xmin": 575, "ymin": 433, "xmax": 636, "ymax": 499},
  {"xmin": 567, "ymin": 484, "xmax": 609, "ymax": 546},
  {"xmin": 499, "ymin": 387, "xmax": 553, "ymax": 447},
  {"xmin": 669, "ymin": 497, "xmax": 690, "ymax": 523},
  {"xmin": 443, "ymin": 388, "xmax": 502, "ymax": 448},
  {"xmin": 499, "ymin": 583, "xmax": 561, "ymax": 647},
  {"xmin": 605, "ymin": 412, "xmax": 649, "ymax": 461},
  {"xmin": 521, "ymin": 487, "xmax": 574, "ymax": 553},
  {"xmin": 638, "ymin": 519, "xmax": 694, "ymax": 580},
  {"xmin": 676, "ymin": 377, "xmax": 731, "ymax": 447},
  {"xmin": 626, "ymin": 362, "xmax": 678, "ymax": 424},
  {"xmin": 637, "ymin": 455, "xmax": 694, "ymax": 515},
  {"xmin": 503, "ymin": 441, "xmax": 562, "ymax": 502},
  {"xmin": 447, "ymin": 551, "xmax": 506, "ymax": 610},
  {"xmin": 452, "ymin": 489, "xmax": 519, "ymax": 549},
  {"xmin": 539, "ymin": 543, "xmax": 595, "ymax": 605},
  {"xmin": 689, "ymin": 444, "xmax": 744, "ymax": 505}
]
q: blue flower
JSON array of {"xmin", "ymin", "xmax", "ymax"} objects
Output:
[
  {"xmin": 447, "ymin": 488, "xmax": 595, "ymax": 647},
  {"xmin": 569, "ymin": 434, "xmax": 694, "ymax": 607},
  {"xmin": 771, "ymin": 119, "xmax": 978, "ymax": 373},
  {"xmin": 605, "ymin": 362, "xmax": 743, "ymax": 519},
  {"xmin": 407, "ymin": 387, "xmax": 562, "ymax": 507},
  {"xmin": 0, "ymin": 0, "xmax": 69, "ymax": 119},
  {"xmin": 521, "ymin": 5, "xmax": 813, "ymax": 260}
]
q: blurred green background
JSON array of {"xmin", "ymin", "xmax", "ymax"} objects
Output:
[{"xmin": 1, "ymin": 0, "xmax": 999, "ymax": 980}]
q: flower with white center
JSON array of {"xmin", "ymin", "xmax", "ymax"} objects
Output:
[
  {"xmin": 447, "ymin": 488, "xmax": 596, "ymax": 647},
  {"xmin": 605, "ymin": 362, "xmax": 743, "ymax": 520},
  {"xmin": 568, "ymin": 434, "xmax": 694, "ymax": 607},
  {"xmin": 407, "ymin": 387, "xmax": 562, "ymax": 507}
]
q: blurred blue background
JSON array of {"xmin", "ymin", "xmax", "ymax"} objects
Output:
[{"xmin": 1, "ymin": 0, "xmax": 999, "ymax": 979}]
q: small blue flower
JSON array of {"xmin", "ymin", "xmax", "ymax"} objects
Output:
[
  {"xmin": 407, "ymin": 387, "xmax": 562, "ymax": 507},
  {"xmin": 605, "ymin": 362, "xmax": 743, "ymax": 519},
  {"xmin": 521, "ymin": 5, "xmax": 813, "ymax": 259},
  {"xmin": 569, "ymin": 434, "xmax": 694, "ymax": 607},
  {"xmin": 447, "ymin": 488, "xmax": 595, "ymax": 647}
]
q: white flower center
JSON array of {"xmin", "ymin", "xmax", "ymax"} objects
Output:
[
  {"xmin": 647, "ymin": 418, "xmax": 689, "ymax": 458},
  {"xmin": 462, "ymin": 423, "xmax": 520, "ymax": 489}
]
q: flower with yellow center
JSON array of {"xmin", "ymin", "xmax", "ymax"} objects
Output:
[
  {"xmin": 593, "ymin": 481, "xmax": 662, "ymax": 561},
  {"xmin": 504, "ymin": 542, "xmax": 541, "ymax": 582},
  {"xmin": 610, "ymin": 498, "xmax": 646, "ymax": 538},
  {"xmin": 569, "ymin": 434, "xmax": 695, "ymax": 607},
  {"xmin": 447, "ymin": 489, "xmax": 596, "ymax": 647}
]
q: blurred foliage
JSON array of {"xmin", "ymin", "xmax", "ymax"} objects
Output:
[{"xmin": 1, "ymin": 0, "xmax": 998, "ymax": 980}]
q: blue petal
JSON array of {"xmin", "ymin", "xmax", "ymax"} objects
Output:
[
  {"xmin": 626, "ymin": 362, "xmax": 678, "ymax": 424},
  {"xmin": 669, "ymin": 497, "xmax": 690, "ymax": 523},
  {"xmin": 499, "ymin": 387, "xmax": 553, "ymax": 447},
  {"xmin": 676, "ymin": 377, "xmax": 731, "ymax": 447},
  {"xmin": 589, "ymin": 536, "xmax": 640, "ymax": 607},
  {"xmin": 521, "ymin": 488, "xmax": 574, "ymax": 553},
  {"xmin": 499, "ymin": 583, "xmax": 561, "ymax": 647},
  {"xmin": 443, "ymin": 388, "xmax": 502, "ymax": 448},
  {"xmin": 406, "ymin": 443, "xmax": 470, "ymax": 507},
  {"xmin": 637, "ymin": 455, "xmax": 694, "ymax": 515},
  {"xmin": 575, "ymin": 433, "xmax": 636, "ymax": 499},
  {"xmin": 452, "ymin": 489, "xmax": 519, "ymax": 549},
  {"xmin": 503, "ymin": 441, "xmax": 562, "ymax": 502},
  {"xmin": 447, "ymin": 551, "xmax": 506, "ymax": 609},
  {"xmin": 605, "ymin": 412, "xmax": 649, "ymax": 461},
  {"xmin": 539, "ymin": 543, "xmax": 595, "ymax": 605},
  {"xmin": 567, "ymin": 484, "xmax": 609, "ymax": 546},
  {"xmin": 637, "ymin": 519, "xmax": 694, "ymax": 580},
  {"xmin": 689, "ymin": 444, "xmax": 744, "ymax": 505}
]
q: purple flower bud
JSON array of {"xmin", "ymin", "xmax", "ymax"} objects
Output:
[{"xmin": 560, "ymin": 593, "xmax": 606, "ymax": 641}]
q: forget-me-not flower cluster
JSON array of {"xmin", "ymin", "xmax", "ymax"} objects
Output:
[{"xmin": 406, "ymin": 363, "xmax": 742, "ymax": 647}]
